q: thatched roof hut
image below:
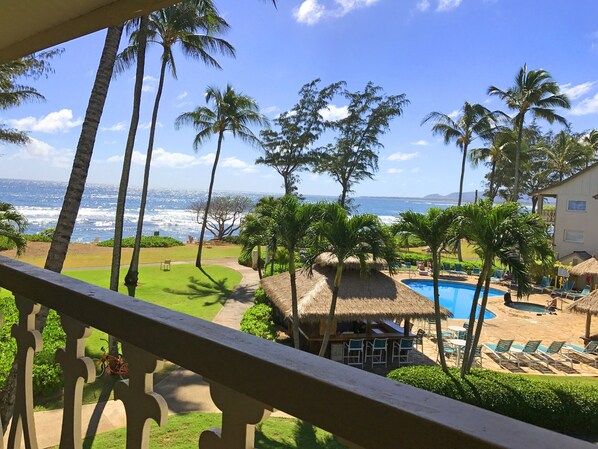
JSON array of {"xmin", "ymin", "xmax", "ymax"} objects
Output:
[
  {"xmin": 569, "ymin": 257, "xmax": 598, "ymax": 276},
  {"xmin": 568, "ymin": 289, "xmax": 598, "ymax": 339},
  {"xmin": 261, "ymin": 258, "xmax": 451, "ymax": 323}
]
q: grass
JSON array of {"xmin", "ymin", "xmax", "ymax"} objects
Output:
[
  {"xmin": 520, "ymin": 374, "xmax": 598, "ymax": 387},
  {"xmin": 63, "ymin": 413, "xmax": 346, "ymax": 449},
  {"xmin": 34, "ymin": 264, "xmax": 241, "ymax": 410},
  {"xmin": 12, "ymin": 243, "xmax": 242, "ymax": 269}
]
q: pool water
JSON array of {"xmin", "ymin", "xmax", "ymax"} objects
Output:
[
  {"xmin": 507, "ymin": 302, "xmax": 548, "ymax": 314},
  {"xmin": 403, "ymin": 280, "xmax": 500, "ymax": 320}
]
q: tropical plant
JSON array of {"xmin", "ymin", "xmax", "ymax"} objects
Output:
[
  {"xmin": 457, "ymin": 200, "xmax": 553, "ymax": 376},
  {"xmin": 122, "ymin": 1, "xmax": 235, "ymax": 294},
  {"xmin": 269, "ymin": 196, "xmax": 322, "ymax": 349},
  {"xmin": 488, "ymin": 65, "xmax": 571, "ymax": 201},
  {"xmin": 176, "ymin": 84, "xmax": 267, "ymax": 271},
  {"xmin": 257, "ymin": 79, "xmax": 344, "ymax": 195},
  {"xmin": 582, "ymin": 129, "xmax": 598, "ymax": 167},
  {"xmin": 0, "ymin": 202, "xmax": 27, "ymax": 255},
  {"xmin": 393, "ymin": 208, "xmax": 458, "ymax": 372},
  {"xmin": 313, "ymin": 82, "xmax": 409, "ymax": 209},
  {"xmin": 538, "ymin": 130, "xmax": 587, "ymax": 182}
]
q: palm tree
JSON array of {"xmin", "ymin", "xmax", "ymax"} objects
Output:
[
  {"xmin": 488, "ymin": 65, "xmax": 571, "ymax": 201},
  {"xmin": 0, "ymin": 202, "xmax": 27, "ymax": 255},
  {"xmin": 309, "ymin": 204, "xmax": 398, "ymax": 357},
  {"xmin": 269, "ymin": 196, "xmax": 322, "ymax": 349},
  {"xmin": 457, "ymin": 201, "xmax": 553, "ymax": 376},
  {"xmin": 540, "ymin": 131, "xmax": 587, "ymax": 182},
  {"xmin": 175, "ymin": 84, "xmax": 267, "ymax": 271},
  {"xmin": 123, "ymin": 2, "xmax": 235, "ymax": 295},
  {"xmin": 393, "ymin": 208, "xmax": 458, "ymax": 372},
  {"xmin": 582, "ymin": 129, "xmax": 598, "ymax": 168}
]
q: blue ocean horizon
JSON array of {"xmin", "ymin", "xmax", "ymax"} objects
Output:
[{"xmin": 0, "ymin": 178, "xmax": 458, "ymax": 243}]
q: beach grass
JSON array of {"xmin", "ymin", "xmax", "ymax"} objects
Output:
[{"xmin": 63, "ymin": 413, "xmax": 346, "ymax": 449}]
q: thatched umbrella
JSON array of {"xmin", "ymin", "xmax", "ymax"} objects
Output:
[
  {"xmin": 261, "ymin": 263, "xmax": 451, "ymax": 327},
  {"xmin": 569, "ymin": 257, "xmax": 598, "ymax": 290},
  {"xmin": 568, "ymin": 289, "xmax": 598, "ymax": 339}
]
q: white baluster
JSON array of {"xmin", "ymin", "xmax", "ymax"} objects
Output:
[
  {"xmin": 55, "ymin": 315, "xmax": 95, "ymax": 449},
  {"xmin": 199, "ymin": 381, "xmax": 271, "ymax": 449},
  {"xmin": 114, "ymin": 342, "xmax": 168, "ymax": 449},
  {"xmin": 7, "ymin": 295, "xmax": 42, "ymax": 449}
]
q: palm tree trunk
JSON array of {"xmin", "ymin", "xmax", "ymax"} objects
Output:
[
  {"xmin": 488, "ymin": 160, "xmax": 497, "ymax": 204},
  {"xmin": 432, "ymin": 251, "xmax": 448, "ymax": 371},
  {"xmin": 196, "ymin": 131, "xmax": 224, "ymax": 269},
  {"xmin": 512, "ymin": 116, "xmax": 525, "ymax": 202},
  {"xmin": 0, "ymin": 25, "xmax": 124, "ymax": 433},
  {"xmin": 456, "ymin": 144, "xmax": 468, "ymax": 261},
  {"xmin": 256, "ymin": 244, "xmax": 262, "ymax": 280},
  {"xmin": 462, "ymin": 274, "xmax": 492, "ymax": 373},
  {"xmin": 289, "ymin": 251, "xmax": 301, "ymax": 349},
  {"xmin": 319, "ymin": 265, "xmax": 343, "ymax": 357},
  {"xmin": 124, "ymin": 55, "xmax": 167, "ymax": 296}
]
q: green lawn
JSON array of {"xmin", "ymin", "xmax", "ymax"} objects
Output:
[
  {"xmin": 520, "ymin": 374, "xmax": 598, "ymax": 388},
  {"xmin": 64, "ymin": 413, "xmax": 346, "ymax": 449}
]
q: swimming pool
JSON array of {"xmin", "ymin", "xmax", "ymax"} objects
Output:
[
  {"xmin": 507, "ymin": 302, "xmax": 548, "ymax": 314},
  {"xmin": 403, "ymin": 280, "xmax": 501, "ymax": 320}
]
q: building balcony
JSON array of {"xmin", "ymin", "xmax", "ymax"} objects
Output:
[
  {"xmin": 540, "ymin": 209, "xmax": 556, "ymax": 224},
  {"xmin": 0, "ymin": 255, "xmax": 592, "ymax": 449}
]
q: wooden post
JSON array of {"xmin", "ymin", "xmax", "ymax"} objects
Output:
[{"xmin": 586, "ymin": 312, "xmax": 592, "ymax": 339}]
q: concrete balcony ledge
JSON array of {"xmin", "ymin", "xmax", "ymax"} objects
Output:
[{"xmin": 0, "ymin": 255, "xmax": 593, "ymax": 448}]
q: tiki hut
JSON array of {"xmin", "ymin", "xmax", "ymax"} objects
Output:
[
  {"xmin": 569, "ymin": 256, "xmax": 598, "ymax": 290},
  {"xmin": 261, "ymin": 253, "xmax": 451, "ymax": 353},
  {"xmin": 568, "ymin": 289, "xmax": 598, "ymax": 340}
]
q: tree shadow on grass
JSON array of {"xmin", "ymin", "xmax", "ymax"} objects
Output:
[
  {"xmin": 163, "ymin": 276, "xmax": 231, "ymax": 306},
  {"xmin": 82, "ymin": 377, "xmax": 117, "ymax": 449},
  {"xmin": 255, "ymin": 420, "xmax": 347, "ymax": 449}
]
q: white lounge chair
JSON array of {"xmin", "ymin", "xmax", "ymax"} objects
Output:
[
  {"xmin": 564, "ymin": 341, "xmax": 598, "ymax": 367},
  {"xmin": 537, "ymin": 341, "xmax": 572, "ymax": 368},
  {"xmin": 483, "ymin": 339, "xmax": 514, "ymax": 368},
  {"xmin": 510, "ymin": 340, "xmax": 542, "ymax": 368}
]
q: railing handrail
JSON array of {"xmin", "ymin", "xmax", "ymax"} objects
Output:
[{"xmin": 0, "ymin": 256, "xmax": 592, "ymax": 448}]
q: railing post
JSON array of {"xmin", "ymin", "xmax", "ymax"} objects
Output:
[
  {"xmin": 199, "ymin": 381, "xmax": 271, "ymax": 449},
  {"xmin": 55, "ymin": 315, "xmax": 95, "ymax": 449},
  {"xmin": 7, "ymin": 296, "xmax": 42, "ymax": 449},
  {"xmin": 114, "ymin": 342, "xmax": 167, "ymax": 449}
]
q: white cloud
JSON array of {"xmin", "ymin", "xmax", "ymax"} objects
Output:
[
  {"xmin": 570, "ymin": 93, "xmax": 598, "ymax": 116},
  {"xmin": 437, "ymin": 0, "xmax": 462, "ymax": 11},
  {"xmin": 411, "ymin": 140, "xmax": 429, "ymax": 146},
  {"xmin": 107, "ymin": 147, "xmax": 201, "ymax": 169},
  {"xmin": 388, "ymin": 151, "xmax": 419, "ymax": 161},
  {"xmin": 101, "ymin": 121, "xmax": 127, "ymax": 132},
  {"xmin": 447, "ymin": 110, "xmax": 460, "ymax": 118},
  {"xmin": 293, "ymin": 0, "xmax": 326, "ymax": 25},
  {"xmin": 138, "ymin": 121, "xmax": 163, "ymax": 130},
  {"xmin": 142, "ymin": 75, "xmax": 157, "ymax": 93},
  {"xmin": 386, "ymin": 168, "xmax": 404, "ymax": 174},
  {"xmin": 560, "ymin": 81, "xmax": 596, "ymax": 100},
  {"xmin": 319, "ymin": 104, "xmax": 349, "ymax": 121},
  {"xmin": 176, "ymin": 91, "xmax": 188, "ymax": 101},
  {"xmin": 411, "ymin": 167, "xmax": 421, "ymax": 173},
  {"xmin": 198, "ymin": 153, "xmax": 216, "ymax": 164},
  {"xmin": 222, "ymin": 157, "xmax": 258, "ymax": 173},
  {"xmin": 7, "ymin": 109, "xmax": 82, "ymax": 133},
  {"xmin": 293, "ymin": 0, "xmax": 379, "ymax": 25},
  {"xmin": 416, "ymin": 0, "xmax": 430, "ymax": 11},
  {"xmin": 11, "ymin": 137, "xmax": 73, "ymax": 168},
  {"xmin": 262, "ymin": 105, "xmax": 281, "ymax": 116}
]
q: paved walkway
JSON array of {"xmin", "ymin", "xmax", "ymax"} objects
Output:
[{"xmin": 9, "ymin": 258, "xmax": 261, "ymax": 448}]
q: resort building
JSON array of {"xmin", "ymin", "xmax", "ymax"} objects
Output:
[{"xmin": 535, "ymin": 162, "xmax": 598, "ymax": 263}]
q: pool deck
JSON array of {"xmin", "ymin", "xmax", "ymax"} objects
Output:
[{"xmin": 392, "ymin": 271, "xmax": 598, "ymax": 376}]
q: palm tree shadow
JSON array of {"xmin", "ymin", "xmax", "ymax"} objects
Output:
[
  {"xmin": 82, "ymin": 377, "xmax": 117, "ymax": 448},
  {"xmin": 254, "ymin": 420, "xmax": 347, "ymax": 448},
  {"xmin": 164, "ymin": 275, "xmax": 230, "ymax": 306}
]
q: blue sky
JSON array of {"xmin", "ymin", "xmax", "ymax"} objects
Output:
[{"xmin": 1, "ymin": 0, "xmax": 598, "ymax": 198}]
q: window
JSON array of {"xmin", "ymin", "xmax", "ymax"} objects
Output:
[
  {"xmin": 564, "ymin": 230, "xmax": 584, "ymax": 243},
  {"xmin": 567, "ymin": 200, "xmax": 586, "ymax": 211}
]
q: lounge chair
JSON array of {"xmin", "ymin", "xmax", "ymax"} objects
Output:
[
  {"xmin": 564, "ymin": 341, "xmax": 598, "ymax": 367},
  {"xmin": 490, "ymin": 269, "xmax": 505, "ymax": 283},
  {"xmin": 344, "ymin": 339, "xmax": 365, "ymax": 368},
  {"xmin": 365, "ymin": 338, "xmax": 388, "ymax": 367},
  {"xmin": 414, "ymin": 329, "xmax": 425, "ymax": 353},
  {"xmin": 532, "ymin": 276, "xmax": 549, "ymax": 293},
  {"xmin": 483, "ymin": 339, "xmax": 514, "ymax": 367},
  {"xmin": 537, "ymin": 341, "xmax": 572, "ymax": 368},
  {"xmin": 471, "ymin": 267, "xmax": 481, "ymax": 276},
  {"xmin": 566, "ymin": 285, "xmax": 590, "ymax": 300},
  {"xmin": 510, "ymin": 340, "xmax": 542, "ymax": 367},
  {"xmin": 452, "ymin": 263, "xmax": 468, "ymax": 276},
  {"xmin": 442, "ymin": 262, "xmax": 451, "ymax": 274},
  {"xmin": 392, "ymin": 338, "xmax": 414, "ymax": 366},
  {"xmin": 553, "ymin": 279, "xmax": 574, "ymax": 297}
]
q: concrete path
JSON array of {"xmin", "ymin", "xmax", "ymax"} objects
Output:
[{"xmin": 9, "ymin": 258, "xmax": 262, "ymax": 448}]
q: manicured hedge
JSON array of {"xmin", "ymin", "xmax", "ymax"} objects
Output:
[
  {"xmin": 387, "ymin": 366, "xmax": 598, "ymax": 435},
  {"xmin": 240, "ymin": 303, "xmax": 277, "ymax": 341},
  {"xmin": 97, "ymin": 236, "xmax": 184, "ymax": 248}
]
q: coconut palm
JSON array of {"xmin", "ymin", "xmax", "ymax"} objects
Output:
[
  {"xmin": 540, "ymin": 131, "xmax": 587, "ymax": 182},
  {"xmin": 308, "ymin": 204, "xmax": 398, "ymax": 357},
  {"xmin": 581, "ymin": 129, "xmax": 598, "ymax": 168},
  {"xmin": 123, "ymin": 2, "xmax": 235, "ymax": 295},
  {"xmin": 393, "ymin": 208, "xmax": 458, "ymax": 372},
  {"xmin": 488, "ymin": 65, "xmax": 571, "ymax": 201},
  {"xmin": 0, "ymin": 202, "xmax": 27, "ymax": 255},
  {"xmin": 175, "ymin": 84, "xmax": 267, "ymax": 271},
  {"xmin": 457, "ymin": 201, "xmax": 553, "ymax": 376}
]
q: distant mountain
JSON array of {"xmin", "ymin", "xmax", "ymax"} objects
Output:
[{"xmin": 423, "ymin": 191, "xmax": 533, "ymax": 204}]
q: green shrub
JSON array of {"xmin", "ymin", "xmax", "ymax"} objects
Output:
[
  {"xmin": 24, "ymin": 228, "xmax": 55, "ymax": 243},
  {"xmin": 0, "ymin": 295, "xmax": 65, "ymax": 397},
  {"xmin": 254, "ymin": 287, "xmax": 268, "ymax": 305},
  {"xmin": 238, "ymin": 251, "xmax": 252, "ymax": 267},
  {"xmin": 97, "ymin": 236, "xmax": 184, "ymax": 248},
  {"xmin": 0, "ymin": 236, "xmax": 16, "ymax": 251},
  {"xmin": 222, "ymin": 235, "xmax": 242, "ymax": 244},
  {"xmin": 240, "ymin": 304, "xmax": 277, "ymax": 341},
  {"xmin": 387, "ymin": 366, "xmax": 598, "ymax": 435}
]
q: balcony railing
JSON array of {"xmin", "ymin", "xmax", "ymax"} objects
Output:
[
  {"xmin": 0, "ymin": 255, "xmax": 593, "ymax": 449},
  {"xmin": 540, "ymin": 209, "xmax": 556, "ymax": 224}
]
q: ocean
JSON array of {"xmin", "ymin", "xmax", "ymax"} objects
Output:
[{"xmin": 0, "ymin": 178, "xmax": 457, "ymax": 243}]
